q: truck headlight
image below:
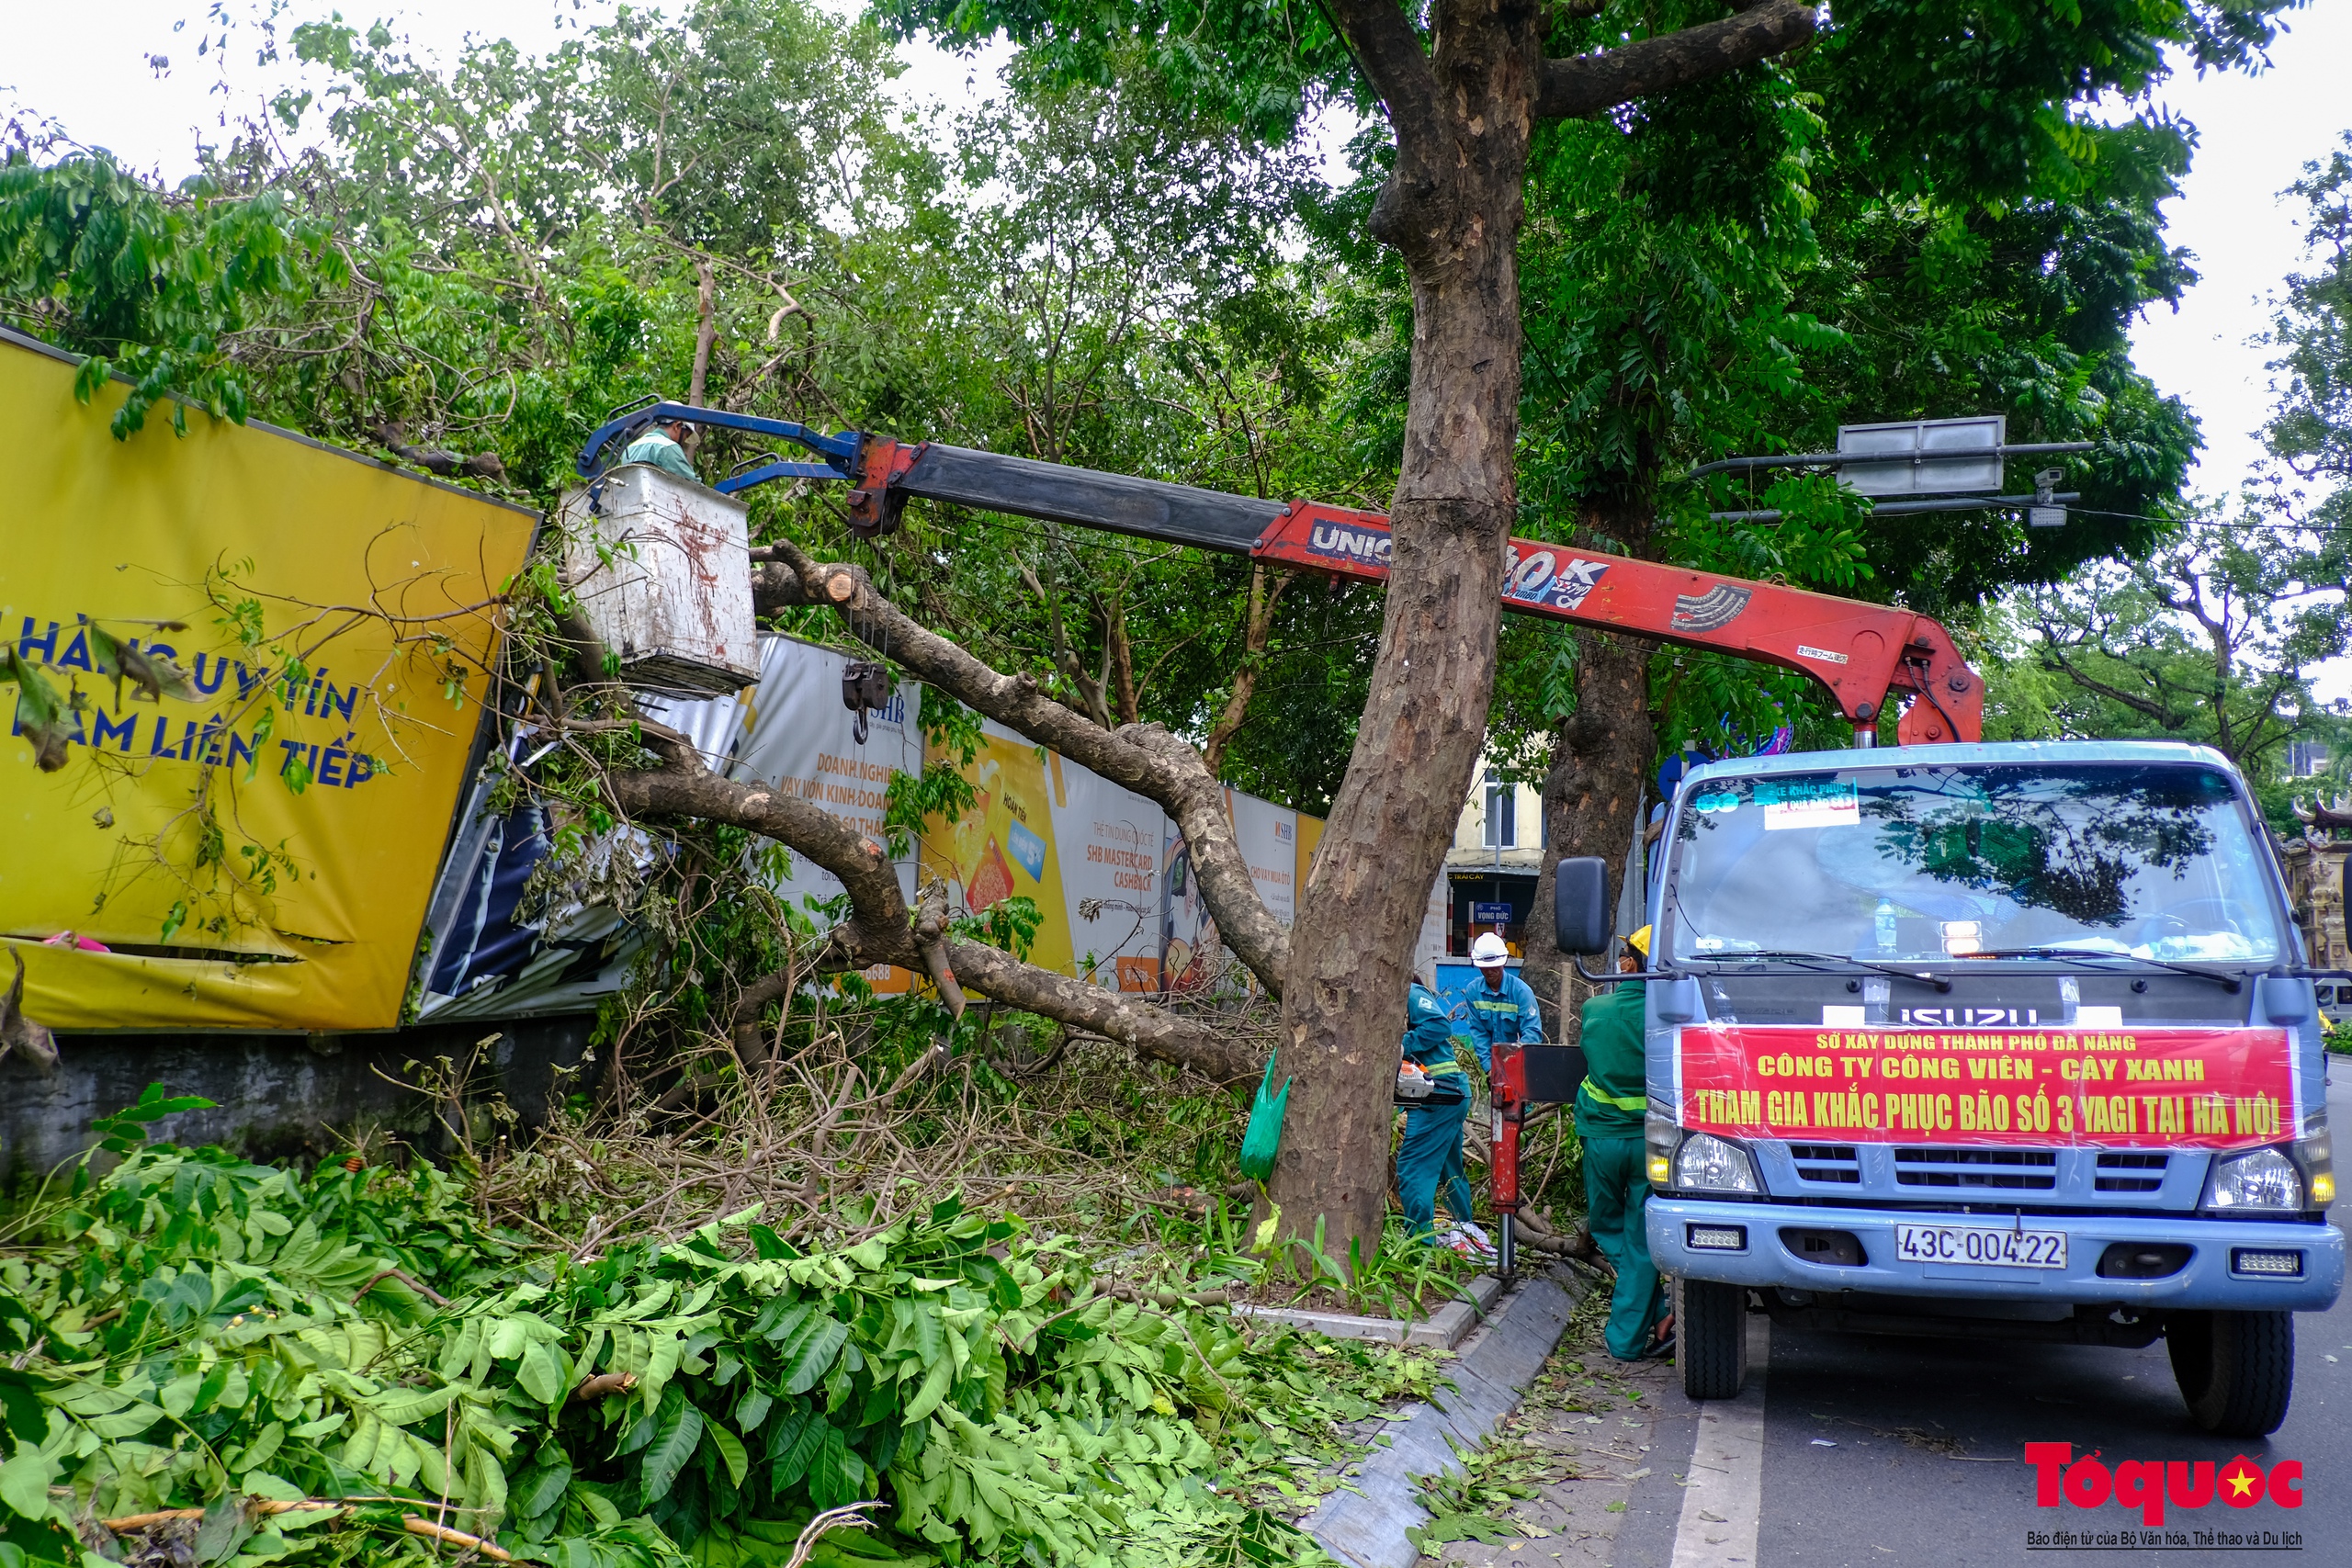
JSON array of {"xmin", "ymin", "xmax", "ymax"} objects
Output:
[
  {"xmin": 1646, "ymin": 1109, "xmax": 1678, "ymax": 1185},
  {"xmin": 2294, "ymin": 1121, "xmax": 2334, "ymax": 1208},
  {"xmin": 2206, "ymin": 1148, "xmax": 2303, "ymax": 1212},
  {"xmin": 1673, "ymin": 1132, "xmax": 1760, "ymax": 1194}
]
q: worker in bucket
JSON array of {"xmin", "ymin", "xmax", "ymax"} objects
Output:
[
  {"xmin": 622, "ymin": 413, "xmax": 699, "ymax": 481},
  {"xmin": 1461, "ymin": 931, "xmax": 1544, "ymax": 1067},
  {"xmin": 1395, "ymin": 975, "xmax": 1477, "ymax": 1241},
  {"xmin": 1577, "ymin": 926, "xmax": 1672, "ymax": 1360}
]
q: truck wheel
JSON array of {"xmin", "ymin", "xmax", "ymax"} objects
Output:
[
  {"xmin": 1677, "ymin": 1276, "xmax": 1748, "ymax": 1401},
  {"xmin": 2167, "ymin": 1310, "xmax": 2294, "ymax": 1437}
]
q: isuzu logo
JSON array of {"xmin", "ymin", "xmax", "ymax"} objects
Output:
[{"xmin": 1902, "ymin": 1006, "xmax": 2042, "ymax": 1026}]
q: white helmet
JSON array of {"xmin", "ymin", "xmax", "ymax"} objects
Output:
[{"xmin": 1471, "ymin": 931, "xmax": 1510, "ymax": 968}]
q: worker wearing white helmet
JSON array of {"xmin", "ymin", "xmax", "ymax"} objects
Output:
[{"xmin": 1458, "ymin": 930, "xmax": 1544, "ymax": 1070}]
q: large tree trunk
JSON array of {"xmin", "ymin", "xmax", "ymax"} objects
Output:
[
  {"xmin": 1526, "ymin": 627, "xmax": 1655, "ymax": 1042},
  {"xmin": 1263, "ymin": 1, "xmax": 1534, "ymax": 1264}
]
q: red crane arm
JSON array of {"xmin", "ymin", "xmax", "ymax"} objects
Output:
[
  {"xmin": 1250, "ymin": 502, "xmax": 1981, "ymax": 744},
  {"xmin": 828, "ymin": 437, "xmax": 1984, "ymax": 744}
]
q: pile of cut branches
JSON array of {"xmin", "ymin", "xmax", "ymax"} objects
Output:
[{"xmin": 0, "ymin": 1091, "xmax": 1438, "ymax": 1567}]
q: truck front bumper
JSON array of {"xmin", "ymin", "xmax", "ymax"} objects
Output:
[{"xmin": 1646, "ymin": 1198, "xmax": 2345, "ymax": 1313}]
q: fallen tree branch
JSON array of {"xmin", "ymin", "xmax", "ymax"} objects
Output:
[
  {"xmin": 755, "ymin": 547, "xmax": 1289, "ymax": 996},
  {"xmin": 1105, "ymin": 1282, "xmax": 1237, "ymax": 1307},
  {"xmin": 369, "ymin": 422, "xmax": 505, "ymax": 480},
  {"xmin": 571, "ymin": 1371, "xmax": 639, "ymax": 1403},
  {"xmin": 103, "ymin": 1501, "xmax": 343, "ymax": 1531},
  {"xmin": 352, "ymin": 1268, "xmax": 452, "ymax": 1309},
  {"xmin": 403, "ymin": 1516, "xmax": 514, "ymax": 1561},
  {"xmin": 607, "ymin": 761, "xmax": 1260, "ymax": 1083}
]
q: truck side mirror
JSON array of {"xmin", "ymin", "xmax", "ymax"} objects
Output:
[{"xmin": 1555, "ymin": 858, "xmax": 1610, "ymax": 954}]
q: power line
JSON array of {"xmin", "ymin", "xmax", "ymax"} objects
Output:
[{"xmin": 2065, "ymin": 506, "xmax": 2344, "ymax": 536}]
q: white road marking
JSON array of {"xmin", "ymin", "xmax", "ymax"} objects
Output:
[{"xmin": 1670, "ymin": 1315, "xmax": 1770, "ymax": 1567}]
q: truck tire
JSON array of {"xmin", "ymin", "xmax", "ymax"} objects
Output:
[
  {"xmin": 2167, "ymin": 1310, "xmax": 2294, "ymax": 1437},
  {"xmin": 1677, "ymin": 1276, "xmax": 1747, "ymax": 1401}
]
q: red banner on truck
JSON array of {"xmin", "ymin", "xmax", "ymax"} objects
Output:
[{"xmin": 1675, "ymin": 1024, "xmax": 2297, "ymax": 1151}]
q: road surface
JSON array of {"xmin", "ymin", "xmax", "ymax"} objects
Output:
[{"xmin": 1433, "ymin": 1065, "xmax": 2349, "ymax": 1567}]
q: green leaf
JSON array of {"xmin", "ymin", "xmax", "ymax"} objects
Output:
[
  {"xmin": 960, "ymin": 1254, "xmax": 1022, "ymax": 1313},
  {"xmin": 514, "ymin": 1457, "xmax": 572, "ymax": 1519},
  {"xmin": 705, "ymin": 1423, "xmax": 749, "ymax": 1489},
  {"xmin": 516, "ymin": 1338, "xmax": 567, "ymax": 1405},
  {"xmin": 899, "ymin": 1355, "xmax": 954, "ymax": 1425},
  {"xmin": 371, "ymin": 1383, "xmax": 460, "ymax": 1427},
  {"xmin": 639, "ymin": 1388, "xmax": 704, "ymax": 1500},
  {"xmin": 233, "ymin": 1420, "xmax": 285, "ymax": 1475},
  {"xmin": 806, "ymin": 1425, "xmax": 857, "ymax": 1511},
  {"xmin": 778, "ymin": 1314, "xmax": 848, "ymax": 1396},
  {"xmin": 768, "ymin": 1408, "xmax": 823, "ymax": 1491},
  {"xmin": 0, "ymin": 1450, "xmax": 54, "ymax": 1519},
  {"xmin": 2, "ymin": 650, "xmax": 73, "ymax": 773},
  {"xmin": 487, "ymin": 1315, "xmax": 532, "ymax": 1359}
]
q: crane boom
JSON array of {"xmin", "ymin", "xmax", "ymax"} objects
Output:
[{"xmin": 579, "ymin": 408, "xmax": 1984, "ymax": 744}]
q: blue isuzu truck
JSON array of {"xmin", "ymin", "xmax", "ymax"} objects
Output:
[{"xmin": 1555, "ymin": 740, "xmax": 2342, "ymax": 1437}]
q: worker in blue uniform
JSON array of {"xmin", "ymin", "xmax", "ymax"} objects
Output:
[
  {"xmin": 1459, "ymin": 931, "xmax": 1544, "ymax": 1070},
  {"xmin": 1394, "ymin": 976, "xmax": 1476, "ymax": 1237}
]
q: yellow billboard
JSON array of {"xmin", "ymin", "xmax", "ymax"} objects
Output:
[{"xmin": 0, "ymin": 333, "xmax": 537, "ymax": 1032}]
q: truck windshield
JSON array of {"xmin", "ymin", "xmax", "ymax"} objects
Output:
[{"xmin": 1666, "ymin": 762, "xmax": 2283, "ymax": 965}]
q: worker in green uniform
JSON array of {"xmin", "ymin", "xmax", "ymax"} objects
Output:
[
  {"xmin": 621, "ymin": 415, "xmax": 699, "ymax": 481},
  {"xmin": 1396, "ymin": 976, "xmax": 1476, "ymax": 1238},
  {"xmin": 1577, "ymin": 925, "xmax": 1671, "ymax": 1360}
]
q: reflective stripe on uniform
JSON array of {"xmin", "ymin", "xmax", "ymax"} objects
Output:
[{"xmin": 1578, "ymin": 1080, "xmax": 1646, "ymax": 1112}]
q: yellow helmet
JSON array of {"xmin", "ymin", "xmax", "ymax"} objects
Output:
[{"xmin": 1627, "ymin": 925, "xmax": 1652, "ymax": 956}]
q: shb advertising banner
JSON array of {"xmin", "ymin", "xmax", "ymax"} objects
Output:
[{"xmin": 0, "ymin": 332, "xmax": 535, "ymax": 1031}]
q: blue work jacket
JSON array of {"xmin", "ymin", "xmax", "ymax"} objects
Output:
[
  {"xmin": 1456, "ymin": 968, "xmax": 1544, "ymax": 1071},
  {"xmin": 1402, "ymin": 983, "xmax": 1469, "ymax": 1101}
]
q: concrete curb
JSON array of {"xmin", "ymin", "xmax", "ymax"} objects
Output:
[
  {"xmin": 1235, "ymin": 1274, "xmax": 1506, "ymax": 1350},
  {"xmin": 1298, "ymin": 1273, "xmax": 1588, "ymax": 1568}
]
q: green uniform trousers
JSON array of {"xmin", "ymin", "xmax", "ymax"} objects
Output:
[
  {"xmin": 1397, "ymin": 1096, "xmax": 1476, "ymax": 1236},
  {"xmin": 1583, "ymin": 1135, "xmax": 1668, "ymax": 1360}
]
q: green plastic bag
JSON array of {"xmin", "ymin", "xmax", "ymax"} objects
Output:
[{"xmin": 1238, "ymin": 1055, "xmax": 1291, "ymax": 1182}]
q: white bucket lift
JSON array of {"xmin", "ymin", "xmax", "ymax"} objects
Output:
[{"xmin": 559, "ymin": 463, "xmax": 759, "ymax": 695}]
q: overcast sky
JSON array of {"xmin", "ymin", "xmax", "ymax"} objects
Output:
[{"xmin": 6, "ymin": 0, "xmax": 2347, "ymax": 507}]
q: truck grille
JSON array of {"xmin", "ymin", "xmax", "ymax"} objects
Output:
[
  {"xmin": 2095, "ymin": 1153, "xmax": 2169, "ymax": 1193},
  {"xmin": 1789, "ymin": 1144, "xmax": 1860, "ymax": 1184},
  {"xmin": 1894, "ymin": 1147, "xmax": 2058, "ymax": 1190}
]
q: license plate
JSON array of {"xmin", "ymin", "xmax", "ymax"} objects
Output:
[{"xmin": 1894, "ymin": 1224, "xmax": 2067, "ymax": 1270}]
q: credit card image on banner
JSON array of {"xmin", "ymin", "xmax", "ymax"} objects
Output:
[
  {"xmin": 1005, "ymin": 818, "xmax": 1048, "ymax": 880},
  {"xmin": 1760, "ymin": 779, "xmax": 1859, "ymax": 830}
]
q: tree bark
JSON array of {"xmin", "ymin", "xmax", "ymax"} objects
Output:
[
  {"xmin": 1527, "ymin": 627, "xmax": 1654, "ymax": 1043},
  {"xmin": 689, "ymin": 258, "xmax": 718, "ymax": 410},
  {"xmin": 754, "ymin": 546, "xmax": 1293, "ymax": 994},
  {"xmin": 1203, "ymin": 564, "xmax": 1287, "ymax": 776},
  {"xmin": 1266, "ymin": 0, "xmax": 1540, "ymax": 1268},
  {"xmin": 1104, "ymin": 598, "xmax": 1141, "ymax": 728}
]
